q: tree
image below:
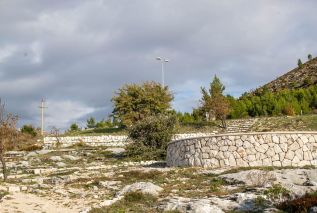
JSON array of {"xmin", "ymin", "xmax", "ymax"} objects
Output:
[
  {"xmin": 126, "ymin": 114, "xmax": 177, "ymax": 160},
  {"xmin": 298, "ymin": 59, "xmax": 303, "ymax": 67},
  {"xmin": 308, "ymin": 54, "xmax": 313, "ymax": 61},
  {"xmin": 70, "ymin": 123, "xmax": 80, "ymax": 132},
  {"xmin": 86, "ymin": 117, "xmax": 96, "ymax": 129},
  {"xmin": 112, "ymin": 81, "xmax": 174, "ymax": 126},
  {"xmin": 0, "ymin": 100, "xmax": 18, "ymax": 181},
  {"xmin": 199, "ymin": 75, "xmax": 230, "ymax": 128},
  {"xmin": 21, "ymin": 124, "xmax": 37, "ymax": 137}
]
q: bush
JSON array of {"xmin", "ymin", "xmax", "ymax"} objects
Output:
[
  {"xmin": 126, "ymin": 114, "xmax": 177, "ymax": 160},
  {"xmin": 277, "ymin": 192, "xmax": 317, "ymax": 212},
  {"xmin": 69, "ymin": 123, "xmax": 80, "ymax": 132},
  {"xmin": 21, "ymin": 124, "xmax": 37, "ymax": 137},
  {"xmin": 264, "ymin": 184, "xmax": 291, "ymax": 204}
]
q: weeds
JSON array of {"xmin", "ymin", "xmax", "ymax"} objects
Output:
[{"xmin": 264, "ymin": 184, "xmax": 291, "ymax": 204}]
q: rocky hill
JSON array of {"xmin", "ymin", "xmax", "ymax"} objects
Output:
[{"xmin": 255, "ymin": 56, "xmax": 317, "ymax": 94}]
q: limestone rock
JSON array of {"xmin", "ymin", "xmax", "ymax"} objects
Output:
[{"xmin": 116, "ymin": 182, "xmax": 163, "ymax": 197}]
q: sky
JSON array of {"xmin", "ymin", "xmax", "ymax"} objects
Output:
[{"xmin": 0, "ymin": 0, "xmax": 317, "ymax": 130}]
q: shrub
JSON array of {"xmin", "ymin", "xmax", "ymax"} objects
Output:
[
  {"xmin": 21, "ymin": 124, "xmax": 37, "ymax": 137},
  {"xmin": 277, "ymin": 192, "xmax": 317, "ymax": 212},
  {"xmin": 126, "ymin": 114, "xmax": 177, "ymax": 160},
  {"xmin": 69, "ymin": 123, "xmax": 80, "ymax": 132},
  {"xmin": 264, "ymin": 184, "xmax": 291, "ymax": 204}
]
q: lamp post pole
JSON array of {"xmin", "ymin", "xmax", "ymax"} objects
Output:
[{"xmin": 156, "ymin": 57, "xmax": 169, "ymax": 87}]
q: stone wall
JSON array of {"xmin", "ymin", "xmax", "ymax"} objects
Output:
[
  {"xmin": 43, "ymin": 132, "xmax": 216, "ymax": 148},
  {"xmin": 166, "ymin": 132, "xmax": 317, "ymax": 168}
]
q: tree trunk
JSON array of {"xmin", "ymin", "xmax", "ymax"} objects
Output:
[
  {"xmin": 0, "ymin": 154, "xmax": 7, "ymax": 181},
  {"xmin": 221, "ymin": 118, "xmax": 227, "ymax": 129}
]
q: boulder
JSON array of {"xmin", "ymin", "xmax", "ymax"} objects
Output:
[
  {"xmin": 116, "ymin": 182, "xmax": 163, "ymax": 197},
  {"xmin": 162, "ymin": 197, "xmax": 224, "ymax": 213}
]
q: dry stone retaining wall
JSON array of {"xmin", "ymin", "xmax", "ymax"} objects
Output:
[
  {"xmin": 166, "ymin": 132, "xmax": 317, "ymax": 168},
  {"xmin": 43, "ymin": 132, "xmax": 216, "ymax": 148}
]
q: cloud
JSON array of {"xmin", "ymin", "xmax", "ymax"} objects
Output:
[{"xmin": 0, "ymin": 0, "xmax": 317, "ymax": 129}]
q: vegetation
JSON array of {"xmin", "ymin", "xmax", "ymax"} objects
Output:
[
  {"xmin": 308, "ymin": 54, "xmax": 313, "ymax": 61},
  {"xmin": 126, "ymin": 114, "xmax": 177, "ymax": 160},
  {"xmin": 69, "ymin": 123, "xmax": 80, "ymax": 132},
  {"xmin": 198, "ymin": 75, "xmax": 230, "ymax": 128},
  {"xmin": 21, "ymin": 124, "xmax": 37, "ymax": 137},
  {"xmin": 0, "ymin": 100, "xmax": 18, "ymax": 181},
  {"xmin": 112, "ymin": 81, "xmax": 174, "ymax": 127},
  {"xmin": 229, "ymin": 85, "xmax": 317, "ymax": 118},
  {"xmin": 89, "ymin": 192, "xmax": 159, "ymax": 213},
  {"xmin": 298, "ymin": 58, "xmax": 303, "ymax": 67},
  {"xmin": 86, "ymin": 117, "xmax": 96, "ymax": 128},
  {"xmin": 264, "ymin": 184, "xmax": 291, "ymax": 204},
  {"xmin": 277, "ymin": 191, "xmax": 317, "ymax": 212}
]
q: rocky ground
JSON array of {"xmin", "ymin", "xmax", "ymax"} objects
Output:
[{"xmin": 0, "ymin": 146, "xmax": 317, "ymax": 213}]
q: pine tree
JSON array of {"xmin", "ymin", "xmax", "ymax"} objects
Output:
[{"xmin": 298, "ymin": 59, "xmax": 303, "ymax": 67}]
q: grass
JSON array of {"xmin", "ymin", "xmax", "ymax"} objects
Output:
[
  {"xmin": 112, "ymin": 168, "xmax": 233, "ymax": 198},
  {"xmin": 264, "ymin": 184, "xmax": 291, "ymax": 203},
  {"xmin": 59, "ymin": 114, "xmax": 317, "ymax": 138},
  {"xmin": 251, "ymin": 114, "xmax": 317, "ymax": 132},
  {"xmin": 89, "ymin": 192, "xmax": 159, "ymax": 213},
  {"xmin": 64, "ymin": 127, "xmax": 127, "ymax": 136}
]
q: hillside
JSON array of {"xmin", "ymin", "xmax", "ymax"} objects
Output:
[{"xmin": 255, "ymin": 56, "xmax": 317, "ymax": 94}]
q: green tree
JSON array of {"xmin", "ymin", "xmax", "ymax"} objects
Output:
[
  {"xmin": 308, "ymin": 54, "xmax": 313, "ymax": 60},
  {"xmin": 112, "ymin": 81, "xmax": 174, "ymax": 127},
  {"xmin": 21, "ymin": 124, "xmax": 37, "ymax": 137},
  {"xmin": 96, "ymin": 119, "xmax": 112, "ymax": 128},
  {"xmin": 298, "ymin": 59, "xmax": 303, "ymax": 67},
  {"xmin": 86, "ymin": 117, "xmax": 96, "ymax": 128},
  {"xmin": 70, "ymin": 123, "xmax": 80, "ymax": 132},
  {"xmin": 126, "ymin": 114, "xmax": 177, "ymax": 160},
  {"xmin": 199, "ymin": 75, "xmax": 230, "ymax": 128}
]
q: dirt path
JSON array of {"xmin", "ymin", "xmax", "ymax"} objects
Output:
[{"xmin": 0, "ymin": 192, "xmax": 82, "ymax": 213}]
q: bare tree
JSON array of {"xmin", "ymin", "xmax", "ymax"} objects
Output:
[
  {"xmin": 51, "ymin": 126, "xmax": 62, "ymax": 149},
  {"xmin": 0, "ymin": 100, "xmax": 18, "ymax": 181}
]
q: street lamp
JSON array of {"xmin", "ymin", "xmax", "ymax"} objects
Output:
[{"xmin": 156, "ymin": 57, "xmax": 169, "ymax": 87}]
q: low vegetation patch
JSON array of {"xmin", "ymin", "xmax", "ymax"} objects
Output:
[
  {"xmin": 277, "ymin": 191, "xmax": 317, "ymax": 213},
  {"xmin": 89, "ymin": 192, "xmax": 158, "ymax": 213},
  {"xmin": 264, "ymin": 184, "xmax": 291, "ymax": 204}
]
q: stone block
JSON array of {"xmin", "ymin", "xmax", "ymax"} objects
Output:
[
  {"xmin": 289, "ymin": 142, "xmax": 300, "ymax": 151},
  {"xmin": 262, "ymin": 158, "xmax": 272, "ymax": 166},
  {"xmin": 7, "ymin": 186, "xmax": 20, "ymax": 193},
  {"xmin": 282, "ymin": 159, "xmax": 292, "ymax": 167},
  {"xmin": 272, "ymin": 161, "xmax": 281, "ymax": 167}
]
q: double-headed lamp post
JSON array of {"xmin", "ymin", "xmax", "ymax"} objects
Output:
[{"xmin": 156, "ymin": 57, "xmax": 169, "ymax": 87}]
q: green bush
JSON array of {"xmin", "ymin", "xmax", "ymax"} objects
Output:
[
  {"xmin": 21, "ymin": 124, "xmax": 37, "ymax": 137},
  {"xmin": 126, "ymin": 114, "xmax": 177, "ymax": 160},
  {"xmin": 69, "ymin": 123, "xmax": 80, "ymax": 132},
  {"xmin": 264, "ymin": 184, "xmax": 291, "ymax": 204}
]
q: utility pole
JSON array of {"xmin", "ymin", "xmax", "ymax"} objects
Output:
[
  {"xmin": 39, "ymin": 98, "xmax": 47, "ymax": 136},
  {"xmin": 156, "ymin": 57, "xmax": 169, "ymax": 87}
]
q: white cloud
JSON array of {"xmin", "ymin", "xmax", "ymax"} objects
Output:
[
  {"xmin": 0, "ymin": 45, "xmax": 17, "ymax": 63},
  {"xmin": 45, "ymin": 100, "xmax": 95, "ymax": 130}
]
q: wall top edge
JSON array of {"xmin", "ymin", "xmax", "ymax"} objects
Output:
[{"xmin": 168, "ymin": 131, "xmax": 317, "ymax": 145}]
